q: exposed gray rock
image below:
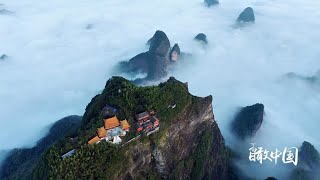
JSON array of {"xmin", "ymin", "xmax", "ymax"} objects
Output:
[
  {"xmin": 194, "ymin": 33, "xmax": 208, "ymax": 44},
  {"xmin": 171, "ymin": 43, "xmax": 180, "ymax": 55},
  {"xmin": 119, "ymin": 31, "xmax": 191, "ymax": 83},
  {"xmin": 148, "ymin": 30, "xmax": 171, "ymax": 58},
  {"xmin": 237, "ymin": 7, "xmax": 255, "ymax": 23},
  {"xmin": 127, "ymin": 51, "xmax": 169, "ymax": 80},
  {"xmin": 120, "ymin": 30, "xmax": 172, "ymax": 82},
  {"xmin": 170, "ymin": 43, "xmax": 180, "ymax": 62},
  {"xmin": 299, "ymin": 141, "xmax": 320, "ymax": 170},
  {"xmin": 290, "ymin": 142, "xmax": 320, "ymax": 180},
  {"xmin": 231, "ymin": 103, "xmax": 264, "ymax": 139}
]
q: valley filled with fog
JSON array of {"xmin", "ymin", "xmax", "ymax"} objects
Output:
[{"xmin": 0, "ymin": 0, "xmax": 319, "ymax": 179}]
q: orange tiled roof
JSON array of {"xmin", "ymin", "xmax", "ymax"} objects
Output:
[
  {"xmin": 104, "ymin": 116, "xmax": 120, "ymax": 130},
  {"xmin": 88, "ymin": 136, "xmax": 100, "ymax": 145},
  {"xmin": 97, "ymin": 127, "xmax": 107, "ymax": 138},
  {"xmin": 121, "ymin": 119, "xmax": 130, "ymax": 130}
]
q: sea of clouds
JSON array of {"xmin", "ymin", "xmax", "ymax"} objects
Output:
[{"xmin": 0, "ymin": 0, "xmax": 319, "ymax": 179}]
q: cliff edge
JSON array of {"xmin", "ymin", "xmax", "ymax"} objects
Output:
[{"xmin": 7, "ymin": 77, "xmax": 237, "ymax": 180}]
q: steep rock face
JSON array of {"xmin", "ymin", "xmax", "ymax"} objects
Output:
[
  {"xmin": 0, "ymin": 115, "xmax": 82, "ymax": 180},
  {"xmin": 231, "ymin": 103, "xmax": 264, "ymax": 139},
  {"xmin": 154, "ymin": 96, "xmax": 215, "ymax": 178},
  {"xmin": 32, "ymin": 77, "xmax": 237, "ymax": 180},
  {"xmin": 291, "ymin": 141, "xmax": 320, "ymax": 180},
  {"xmin": 149, "ymin": 30, "xmax": 171, "ymax": 58},
  {"xmin": 119, "ymin": 31, "xmax": 194, "ymax": 83},
  {"xmin": 170, "ymin": 43, "xmax": 180, "ymax": 62},
  {"xmin": 127, "ymin": 52, "xmax": 169, "ymax": 80},
  {"xmin": 237, "ymin": 7, "xmax": 255, "ymax": 23},
  {"xmin": 121, "ymin": 96, "xmax": 237, "ymax": 180},
  {"xmin": 194, "ymin": 33, "xmax": 208, "ymax": 44},
  {"xmin": 126, "ymin": 30, "xmax": 171, "ymax": 81},
  {"xmin": 299, "ymin": 141, "xmax": 320, "ymax": 170},
  {"xmin": 171, "ymin": 44, "xmax": 180, "ymax": 54}
]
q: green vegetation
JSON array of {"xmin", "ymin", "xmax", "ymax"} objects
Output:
[
  {"xmin": 32, "ymin": 76, "xmax": 192, "ymax": 179},
  {"xmin": 33, "ymin": 142, "xmax": 124, "ymax": 179},
  {"xmin": 169, "ymin": 128, "xmax": 213, "ymax": 180},
  {"xmin": 1, "ymin": 116, "xmax": 82, "ymax": 180},
  {"xmin": 191, "ymin": 129, "xmax": 213, "ymax": 179}
]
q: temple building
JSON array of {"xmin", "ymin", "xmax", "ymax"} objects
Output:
[
  {"xmin": 135, "ymin": 111, "xmax": 160, "ymax": 135},
  {"xmin": 88, "ymin": 136, "xmax": 100, "ymax": 145},
  {"xmin": 121, "ymin": 119, "xmax": 130, "ymax": 131},
  {"xmin": 136, "ymin": 111, "xmax": 150, "ymax": 125},
  {"xmin": 104, "ymin": 116, "xmax": 121, "ymax": 130},
  {"xmin": 88, "ymin": 115, "xmax": 130, "ymax": 145},
  {"xmin": 97, "ymin": 127, "xmax": 107, "ymax": 139},
  {"xmin": 150, "ymin": 116, "xmax": 159, "ymax": 127}
]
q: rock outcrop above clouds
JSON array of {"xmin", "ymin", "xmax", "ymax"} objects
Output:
[
  {"xmin": 118, "ymin": 31, "xmax": 187, "ymax": 83},
  {"xmin": 291, "ymin": 141, "xmax": 320, "ymax": 180},
  {"xmin": 194, "ymin": 33, "xmax": 208, "ymax": 44},
  {"xmin": 204, "ymin": 0, "xmax": 219, "ymax": 7},
  {"xmin": 0, "ymin": 54, "xmax": 8, "ymax": 60},
  {"xmin": 170, "ymin": 43, "xmax": 180, "ymax": 62},
  {"xmin": 299, "ymin": 141, "xmax": 320, "ymax": 170},
  {"xmin": 231, "ymin": 103, "xmax": 264, "ymax": 139},
  {"xmin": 125, "ymin": 30, "xmax": 171, "ymax": 81},
  {"xmin": 237, "ymin": 7, "xmax": 255, "ymax": 23},
  {"xmin": 148, "ymin": 30, "xmax": 171, "ymax": 58}
]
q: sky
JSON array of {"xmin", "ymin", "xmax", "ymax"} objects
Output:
[{"xmin": 0, "ymin": 0, "xmax": 320, "ymax": 179}]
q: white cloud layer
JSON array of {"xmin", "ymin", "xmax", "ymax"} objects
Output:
[{"xmin": 1, "ymin": 0, "xmax": 320, "ymax": 178}]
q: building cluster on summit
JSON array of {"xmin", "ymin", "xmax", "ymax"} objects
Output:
[{"xmin": 86, "ymin": 105, "xmax": 160, "ymax": 146}]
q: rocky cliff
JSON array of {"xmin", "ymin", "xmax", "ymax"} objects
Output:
[
  {"xmin": 121, "ymin": 96, "xmax": 237, "ymax": 180},
  {"xmin": 291, "ymin": 141, "xmax": 320, "ymax": 180},
  {"xmin": 118, "ymin": 31, "xmax": 188, "ymax": 84},
  {"xmin": 120, "ymin": 30, "xmax": 171, "ymax": 82},
  {"xmin": 231, "ymin": 103, "xmax": 264, "ymax": 139},
  {"xmin": 237, "ymin": 7, "xmax": 255, "ymax": 23},
  {"xmin": 28, "ymin": 77, "xmax": 237, "ymax": 180},
  {"xmin": 194, "ymin": 33, "xmax": 208, "ymax": 44}
]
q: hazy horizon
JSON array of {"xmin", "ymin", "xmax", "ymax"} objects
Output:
[{"xmin": 1, "ymin": 0, "xmax": 319, "ymax": 179}]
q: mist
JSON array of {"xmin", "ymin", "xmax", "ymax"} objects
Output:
[{"xmin": 1, "ymin": 0, "xmax": 320, "ymax": 179}]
